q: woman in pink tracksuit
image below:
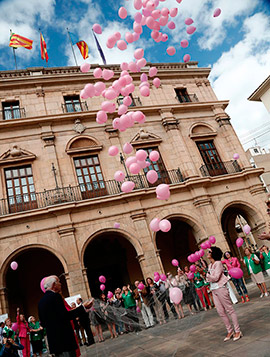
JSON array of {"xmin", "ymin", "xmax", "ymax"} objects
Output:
[
  {"xmin": 206, "ymin": 247, "xmax": 242, "ymax": 342},
  {"xmin": 17, "ymin": 307, "xmax": 31, "ymax": 357}
]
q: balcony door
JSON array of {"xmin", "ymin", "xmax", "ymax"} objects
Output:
[
  {"xmin": 5, "ymin": 165, "xmax": 37, "ymax": 213},
  {"xmin": 74, "ymin": 156, "xmax": 107, "ymax": 199},
  {"xmin": 197, "ymin": 141, "xmax": 227, "ymax": 176},
  {"xmin": 142, "ymin": 147, "xmax": 170, "ymax": 186}
]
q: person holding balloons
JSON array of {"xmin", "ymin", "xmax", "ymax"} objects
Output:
[
  {"xmin": 206, "ymin": 247, "xmax": 242, "ymax": 342},
  {"xmin": 167, "ymin": 272, "xmax": 185, "ymax": 319},
  {"xmin": 241, "ymin": 247, "xmax": 269, "ymax": 297},
  {"xmin": 193, "ymin": 266, "xmax": 212, "ymax": 311},
  {"xmin": 222, "ymin": 251, "xmax": 249, "ymax": 303}
]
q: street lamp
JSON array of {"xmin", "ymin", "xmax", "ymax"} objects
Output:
[{"xmin": 119, "ymin": 152, "xmax": 130, "ymax": 178}]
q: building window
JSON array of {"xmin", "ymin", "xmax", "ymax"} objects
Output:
[
  {"xmin": 141, "ymin": 147, "xmax": 170, "ymax": 185},
  {"xmin": 63, "ymin": 96, "xmax": 85, "ymax": 113},
  {"xmin": 2, "ymin": 101, "xmax": 21, "ymax": 120},
  {"xmin": 4, "ymin": 165, "xmax": 37, "ymax": 213},
  {"xmin": 197, "ymin": 141, "xmax": 227, "ymax": 176},
  {"xmin": 175, "ymin": 88, "xmax": 191, "ymax": 103},
  {"xmin": 74, "ymin": 155, "xmax": 107, "ymax": 198}
]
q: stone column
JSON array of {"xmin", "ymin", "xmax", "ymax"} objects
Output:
[{"xmin": 0, "ymin": 288, "xmax": 8, "ymax": 315}]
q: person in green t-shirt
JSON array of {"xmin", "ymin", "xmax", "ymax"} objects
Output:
[
  {"xmin": 122, "ymin": 285, "xmax": 140, "ymax": 332},
  {"xmin": 260, "ymin": 245, "xmax": 270, "ymax": 277},
  {"xmin": 3, "ymin": 318, "xmax": 15, "ymax": 341},
  {"xmin": 28, "ymin": 316, "xmax": 43, "ymax": 357},
  {"xmin": 193, "ymin": 267, "xmax": 212, "ymax": 311}
]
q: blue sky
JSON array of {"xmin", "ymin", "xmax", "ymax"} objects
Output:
[{"xmin": 0, "ymin": 0, "xmax": 270, "ymax": 149}]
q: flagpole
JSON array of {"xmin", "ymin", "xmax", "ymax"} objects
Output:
[
  {"xmin": 67, "ymin": 28, "xmax": 78, "ymax": 66},
  {"xmin": 10, "ymin": 29, "xmax": 17, "ymax": 70}
]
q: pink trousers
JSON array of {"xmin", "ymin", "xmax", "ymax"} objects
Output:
[
  {"xmin": 212, "ymin": 286, "xmax": 240, "ymax": 333},
  {"xmin": 20, "ymin": 337, "xmax": 31, "ymax": 357}
]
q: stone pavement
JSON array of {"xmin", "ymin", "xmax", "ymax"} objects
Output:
[{"xmin": 83, "ymin": 280, "xmax": 270, "ymax": 357}]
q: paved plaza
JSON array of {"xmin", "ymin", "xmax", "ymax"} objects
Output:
[{"xmin": 83, "ymin": 279, "xmax": 270, "ymax": 357}]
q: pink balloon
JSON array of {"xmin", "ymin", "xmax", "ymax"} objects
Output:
[
  {"xmin": 149, "ymin": 67, "xmax": 158, "ymax": 77},
  {"xmin": 243, "ymin": 224, "xmax": 251, "ymax": 235},
  {"xmin": 124, "ymin": 32, "xmax": 133, "ymax": 43},
  {"xmin": 161, "ymin": 7, "xmax": 169, "ymax": 16},
  {"xmin": 94, "ymin": 81, "xmax": 106, "ymax": 93},
  {"xmin": 146, "ymin": 16, "xmax": 155, "ymax": 29},
  {"xmin": 190, "ymin": 254, "xmax": 197, "ymax": 262},
  {"xmin": 159, "ymin": 219, "xmax": 171, "ymax": 232},
  {"xmin": 149, "ymin": 150, "xmax": 160, "ymax": 161},
  {"xmin": 233, "ymin": 153, "xmax": 240, "ymax": 160},
  {"xmin": 183, "ymin": 54, "xmax": 191, "ymax": 63},
  {"xmin": 133, "ymin": 32, "xmax": 140, "ymax": 41},
  {"xmin": 119, "ymin": 6, "xmax": 128, "ymax": 19},
  {"xmin": 195, "ymin": 252, "xmax": 201, "ymax": 260},
  {"xmin": 10, "ymin": 261, "xmax": 18, "ymax": 270},
  {"xmin": 108, "ymin": 146, "xmax": 119, "ymax": 156},
  {"xmin": 176, "ymin": 0, "xmax": 182, "ymax": 3},
  {"xmin": 140, "ymin": 86, "xmax": 150, "ymax": 97},
  {"xmin": 171, "ymin": 259, "xmax": 179, "ymax": 267},
  {"xmin": 137, "ymin": 58, "xmax": 147, "ymax": 68},
  {"xmin": 169, "ymin": 287, "xmax": 183, "ymax": 304},
  {"xmin": 80, "ymin": 90, "xmax": 88, "ymax": 100},
  {"xmin": 112, "ymin": 118, "xmax": 121, "ymax": 129},
  {"xmin": 103, "ymin": 69, "xmax": 114, "ymax": 80},
  {"xmin": 114, "ymin": 171, "xmax": 125, "ymax": 182},
  {"xmin": 132, "ymin": 111, "xmax": 145, "ymax": 122},
  {"xmin": 168, "ymin": 21, "xmax": 176, "ymax": 30},
  {"xmin": 136, "ymin": 306, "xmax": 141, "ymax": 313},
  {"xmin": 160, "ymin": 274, "xmax": 167, "ymax": 281},
  {"xmin": 105, "ymin": 89, "xmax": 118, "ymax": 100},
  {"xmin": 156, "ymin": 184, "xmax": 170, "ymax": 200},
  {"xmin": 101, "ymin": 101, "xmax": 116, "ymax": 113},
  {"xmin": 209, "ymin": 236, "xmax": 216, "ymax": 244},
  {"xmin": 213, "ymin": 8, "xmax": 221, "ymax": 17},
  {"xmin": 170, "ymin": 8, "xmax": 178, "ymax": 17},
  {"xmin": 199, "ymin": 249, "xmax": 205, "ymax": 257},
  {"xmin": 204, "ymin": 240, "xmax": 212, "ymax": 249},
  {"xmin": 187, "ymin": 272, "xmax": 194, "ymax": 280},
  {"xmin": 100, "ymin": 284, "xmax": 105, "ymax": 291},
  {"xmin": 134, "ymin": 12, "xmax": 142, "ymax": 23},
  {"xmin": 93, "ymin": 68, "xmax": 102, "ymax": 78},
  {"xmin": 133, "ymin": 22, "xmax": 143, "ymax": 34},
  {"xmin": 134, "ymin": 0, "xmax": 142, "ymax": 10},
  {"xmin": 134, "ymin": 48, "xmax": 144, "ymax": 60},
  {"xmin": 93, "ymin": 24, "xmax": 102, "ymax": 34},
  {"xmin": 136, "ymin": 149, "xmax": 147, "ymax": 161},
  {"xmin": 12, "ymin": 323, "xmax": 18, "ymax": 332},
  {"xmin": 229, "ymin": 268, "xmax": 243, "ymax": 279},
  {"xmin": 150, "ymin": 218, "xmax": 160, "ymax": 232},
  {"xmin": 146, "ymin": 170, "xmax": 158, "ymax": 184},
  {"xmin": 151, "ymin": 30, "xmax": 159, "ymax": 39},
  {"xmin": 121, "ymin": 62, "xmax": 129, "ymax": 71},
  {"xmin": 121, "ymin": 181, "xmax": 135, "ymax": 193},
  {"xmin": 181, "ymin": 39, "xmax": 189, "ymax": 48},
  {"xmin": 153, "ymin": 77, "xmax": 161, "ymax": 88},
  {"xmin": 126, "ymin": 156, "xmax": 137, "ymax": 168},
  {"xmin": 236, "ymin": 237, "xmax": 244, "ymax": 248},
  {"xmin": 161, "ymin": 34, "xmax": 168, "ymax": 42},
  {"xmin": 114, "ymin": 32, "xmax": 121, "ymax": 41},
  {"xmin": 40, "ymin": 277, "xmax": 47, "ymax": 293},
  {"xmin": 152, "ymin": 9, "xmax": 161, "ymax": 19},
  {"xmin": 99, "ymin": 275, "xmax": 106, "ymax": 283},
  {"xmin": 80, "ymin": 62, "xmax": 91, "ymax": 73},
  {"xmin": 154, "ymin": 275, "xmax": 160, "ymax": 282},
  {"xmin": 185, "ymin": 18, "xmax": 193, "ymax": 25},
  {"xmin": 138, "ymin": 282, "xmax": 144, "ymax": 290},
  {"xmin": 167, "ymin": 46, "xmax": 176, "ymax": 56},
  {"xmin": 189, "ymin": 265, "xmax": 196, "ymax": 273},
  {"xmin": 117, "ymin": 40, "xmax": 127, "ymax": 51},
  {"xmin": 129, "ymin": 163, "xmax": 141, "ymax": 174},
  {"xmin": 122, "ymin": 143, "xmax": 132, "ymax": 155},
  {"xmin": 107, "ymin": 291, "xmax": 113, "ymax": 299},
  {"xmin": 114, "ymin": 222, "xmax": 120, "ymax": 229},
  {"xmin": 96, "ymin": 111, "xmax": 107, "ymax": 124},
  {"xmin": 159, "ymin": 16, "xmax": 168, "ymax": 26},
  {"xmin": 118, "ymin": 104, "xmax": 128, "ymax": 115},
  {"xmin": 187, "ymin": 26, "xmax": 196, "ymax": 35}
]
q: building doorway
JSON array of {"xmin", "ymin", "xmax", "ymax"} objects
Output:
[
  {"xmin": 156, "ymin": 218, "xmax": 198, "ymax": 273},
  {"xmin": 84, "ymin": 232, "xmax": 143, "ymax": 297},
  {"xmin": 4, "ymin": 248, "xmax": 68, "ymax": 320}
]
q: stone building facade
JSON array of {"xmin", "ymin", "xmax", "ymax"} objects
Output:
[{"xmin": 0, "ymin": 62, "xmax": 268, "ymax": 318}]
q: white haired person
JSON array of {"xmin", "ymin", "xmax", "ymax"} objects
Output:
[{"xmin": 38, "ymin": 275, "xmax": 93, "ymax": 357}]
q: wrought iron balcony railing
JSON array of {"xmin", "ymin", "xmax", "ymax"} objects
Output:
[
  {"xmin": 1, "ymin": 108, "xmax": 26, "ymax": 120},
  {"xmin": 175, "ymin": 94, "xmax": 199, "ymax": 103},
  {"xmin": 199, "ymin": 160, "xmax": 242, "ymax": 177},
  {"xmin": 0, "ymin": 168, "xmax": 184, "ymax": 216},
  {"xmin": 61, "ymin": 101, "xmax": 88, "ymax": 113}
]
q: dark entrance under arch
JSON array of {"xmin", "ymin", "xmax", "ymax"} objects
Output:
[
  {"xmin": 84, "ymin": 232, "xmax": 143, "ymax": 297},
  {"xmin": 156, "ymin": 218, "xmax": 198, "ymax": 273},
  {"xmin": 5, "ymin": 248, "xmax": 68, "ymax": 320}
]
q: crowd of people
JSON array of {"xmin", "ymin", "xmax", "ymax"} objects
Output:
[{"xmin": 0, "ymin": 242, "xmax": 269, "ymax": 356}]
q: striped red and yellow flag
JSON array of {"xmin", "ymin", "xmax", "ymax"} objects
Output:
[
  {"xmin": 40, "ymin": 33, "xmax": 49, "ymax": 62},
  {"xmin": 76, "ymin": 40, "xmax": 89, "ymax": 59},
  {"xmin": 9, "ymin": 33, "xmax": 33, "ymax": 49}
]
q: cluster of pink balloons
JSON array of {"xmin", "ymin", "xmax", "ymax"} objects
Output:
[
  {"xmin": 149, "ymin": 217, "xmax": 171, "ymax": 232},
  {"xmin": 99, "ymin": 275, "xmax": 106, "ymax": 291}
]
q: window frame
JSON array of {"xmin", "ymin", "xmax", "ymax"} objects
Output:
[{"xmin": 2, "ymin": 101, "xmax": 21, "ymax": 120}]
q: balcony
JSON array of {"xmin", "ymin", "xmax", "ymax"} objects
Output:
[
  {"xmin": 117, "ymin": 96, "xmax": 142, "ymax": 107},
  {"xmin": 1, "ymin": 107, "xmax": 26, "ymax": 120},
  {"xmin": 199, "ymin": 160, "xmax": 242, "ymax": 177},
  {"xmin": 0, "ymin": 169, "xmax": 184, "ymax": 216},
  {"xmin": 61, "ymin": 101, "xmax": 88, "ymax": 113}
]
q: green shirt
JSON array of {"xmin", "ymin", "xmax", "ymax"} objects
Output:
[
  {"xmin": 262, "ymin": 251, "xmax": 270, "ymax": 270},
  {"xmin": 29, "ymin": 321, "xmax": 43, "ymax": 341},
  {"xmin": 122, "ymin": 291, "xmax": 136, "ymax": 308},
  {"xmin": 3, "ymin": 326, "xmax": 15, "ymax": 340},
  {"xmin": 193, "ymin": 272, "xmax": 205, "ymax": 288}
]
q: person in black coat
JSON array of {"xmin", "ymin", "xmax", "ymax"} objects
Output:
[{"xmin": 38, "ymin": 275, "xmax": 93, "ymax": 357}]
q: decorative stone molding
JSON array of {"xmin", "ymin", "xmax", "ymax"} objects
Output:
[
  {"xmin": 130, "ymin": 129, "xmax": 162, "ymax": 147},
  {"xmin": 57, "ymin": 226, "xmax": 75, "ymax": 237},
  {"xmin": 215, "ymin": 113, "xmax": 231, "ymax": 127},
  {"xmin": 249, "ymin": 185, "xmax": 266, "ymax": 196},
  {"xmin": 130, "ymin": 212, "xmax": 147, "ymax": 221},
  {"xmin": 193, "ymin": 196, "xmax": 212, "ymax": 207},
  {"xmin": 0, "ymin": 146, "xmax": 36, "ymax": 165},
  {"xmin": 73, "ymin": 119, "xmax": 86, "ymax": 134},
  {"xmin": 66, "ymin": 135, "xmax": 103, "ymax": 155},
  {"xmin": 36, "ymin": 89, "xmax": 45, "ymax": 97},
  {"xmin": 41, "ymin": 132, "xmax": 55, "ymax": 147},
  {"xmin": 136, "ymin": 254, "xmax": 145, "ymax": 263},
  {"xmin": 105, "ymin": 125, "xmax": 119, "ymax": 138},
  {"xmin": 162, "ymin": 118, "xmax": 179, "ymax": 131}
]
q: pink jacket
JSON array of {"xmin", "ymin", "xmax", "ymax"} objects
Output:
[
  {"xmin": 221, "ymin": 257, "xmax": 240, "ymax": 271},
  {"xmin": 206, "ymin": 261, "xmax": 230, "ymax": 288},
  {"xmin": 17, "ymin": 314, "xmax": 30, "ymax": 338}
]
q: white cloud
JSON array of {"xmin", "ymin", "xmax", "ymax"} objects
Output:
[{"xmin": 210, "ymin": 12, "xmax": 270, "ymax": 149}]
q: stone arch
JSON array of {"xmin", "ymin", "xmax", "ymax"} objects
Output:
[
  {"xmin": 189, "ymin": 122, "xmax": 216, "ymax": 137},
  {"xmin": 65, "ymin": 135, "xmax": 102, "ymax": 154}
]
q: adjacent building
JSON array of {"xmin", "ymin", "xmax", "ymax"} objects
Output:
[
  {"xmin": 248, "ymin": 75, "xmax": 270, "ymax": 113},
  {"xmin": 0, "ymin": 62, "xmax": 268, "ymax": 318}
]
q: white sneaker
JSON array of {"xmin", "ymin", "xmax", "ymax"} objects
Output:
[
  {"xmin": 265, "ymin": 292, "xmax": 269, "ymax": 297},
  {"xmin": 260, "ymin": 293, "xmax": 264, "ymax": 298}
]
